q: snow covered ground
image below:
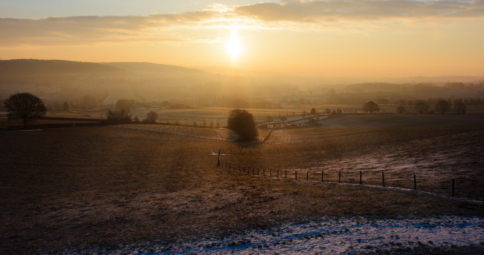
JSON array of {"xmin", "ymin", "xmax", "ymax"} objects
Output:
[{"xmin": 91, "ymin": 216, "xmax": 484, "ymax": 254}]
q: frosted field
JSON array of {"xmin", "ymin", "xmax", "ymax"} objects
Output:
[{"xmin": 83, "ymin": 216, "xmax": 484, "ymax": 254}]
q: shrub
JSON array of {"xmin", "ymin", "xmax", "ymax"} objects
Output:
[
  {"xmin": 4, "ymin": 92, "xmax": 47, "ymax": 126},
  {"xmin": 145, "ymin": 111, "xmax": 158, "ymax": 124},
  {"xmin": 227, "ymin": 109, "xmax": 258, "ymax": 141},
  {"xmin": 363, "ymin": 101, "xmax": 380, "ymax": 114}
]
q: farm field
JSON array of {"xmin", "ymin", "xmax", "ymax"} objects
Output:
[
  {"xmin": 114, "ymin": 124, "xmax": 272, "ymax": 142},
  {"xmin": 1, "ymin": 114, "xmax": 484, "ymax": 254}
]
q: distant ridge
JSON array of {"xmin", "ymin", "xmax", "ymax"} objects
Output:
[
  {"xmin": 102, "ymin": 62, "xmax": 205, "ymax": 75},
  {"xmin": 0, "ymin": 59, "xmax": 126, "ymax": 76}
]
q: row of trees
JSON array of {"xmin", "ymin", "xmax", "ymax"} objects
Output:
[
  {"xmin": 106, "ymin": 109, "xmax": 158, "ymax": 124},
  {"xmin": 363, "ymin": 100, "xmax": 467, "ymax": 114}
]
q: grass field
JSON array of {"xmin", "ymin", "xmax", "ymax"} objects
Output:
[{"xmin": 1, "ymin": 114, "xmax": 484, "ymax": 253}]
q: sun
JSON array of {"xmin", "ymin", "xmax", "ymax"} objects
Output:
[{"xmin": 227, "ymin": 28, "xmax": 241, "ymax": 60}]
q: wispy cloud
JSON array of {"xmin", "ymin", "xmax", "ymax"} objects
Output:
[
  {"xmin": 0, "ymin": 11, "xmax": 222, "ymax": 46},
  {"xmin": 234, "ymin": 0, "xmax": 484, "ymax": 22},
  {"xmin": 1, "ymin": 0, "xmax": 483, "ymax": 46}
]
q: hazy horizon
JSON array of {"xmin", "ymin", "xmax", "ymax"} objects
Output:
[{"xmin": 1, "ymin": 0, "xmax": 484, "ymax": 77}]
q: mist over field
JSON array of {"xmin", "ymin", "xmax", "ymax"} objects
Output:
[{"xmin": 2, "ymin": 0, "xmax": 484, "ymax": 254}]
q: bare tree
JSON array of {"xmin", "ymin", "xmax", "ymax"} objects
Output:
[
  {"xmin": 363, "ymin": 101, "xmax": 380, "ymax": 114},
  {"xmin": 434, "ymin": 99, "xmax": 451, "ymax": 114},
  {"xmin": 454, "ymin": 101, "xmax": 467, "ymax": 114},
  {"xmin": 414, "ymin": 100, "xmax": 430, "ymax": 114},
  {"xmin": 4, "ymin": 93, "xmax": 47, "ymax": 126},
  {"xmin": 107, "ymin": 108, "xmax": 132, "ymax": 124}
]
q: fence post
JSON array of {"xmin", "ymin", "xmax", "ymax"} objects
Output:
[
  {"xmin": 452, "ymin": 179, "xmax": 455, "ymax": 197},
  {"xmin": 321, "ymin": 171, "xmax": 324, "ymax": 182},
  {"xmin": 217, "ymin": 149, "xmax": 221, "ymax": 167},
  {"xmin": 285, "ymin": 170, "xmax": 287, "ymax": 179},
  {"xmin": 360, "ymin": 171, "xmax": 362, "ymax": 185},
  {"xmin": 270, "ymin": 169, "xmax": 272, "ymax": 177},
  {"xmin": 263, "ymin": 169, "xmax": 265, "ymax": 177},
  {"xmin": 257, "ymin": 169, "xmax": 259, "ymax": 176},
  {"xmin": 277, "ymin": 170, "xmax": 279, "ymax": 179},
  {"xmin": 339, "ymin": 171, "xmax": 341, "ymax": 183},
  {"xmin": 382, "ymin": 172, "xmax": 385, "ymax": 187},
  {"xmin": 295, "ymin": 171, "xmax": 298, "ymax": 180},
  {"xmin": 307, "ymin": 172, "xmax": 309, "ymax": 181},
  {"xmin": 414, "ymin": 175, "xmax": 417, "ymax": 190}
]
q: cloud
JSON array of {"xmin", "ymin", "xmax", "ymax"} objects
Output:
[
  {"xmin": 1, "ymin": 1, "xmax": 484, "ymax": 47},
  {"xmin": 0, "ymin": 11, "xmax": 222, "ymax": 46},
  {"xmin": 234, "ymin": 0, "xmax": 484, "ymax": 23}
]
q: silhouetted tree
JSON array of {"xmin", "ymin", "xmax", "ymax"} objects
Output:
[
  {"xmin": 336, "ymin": 108, "xmax": 342, "ymax": 114},
  {"xmin": 454, "ymin": 102, "xmax": 467, "ymax": 114},
  {"xmin": 146, "ymin": 111, "xmax": 158, "ymax": 124},
  {"xmin": 107, "ymin": 108, "xmax": 132, "ymax": 124},
  {"xmin": 4, "ymin": 93, "xmax": 47, "ymax": 126},
  {"xmin": 434, "ymin": 99, "xmax": 451, "ymax": 114},
  {"xmin": 396, "ymin": 106, "xmax": 406, "ymax": 114},
  {"xmin": 325, "ymin": 108, "xmax": 331, "ymax": 115},
  {"xmin": 133, "ymin": 116, "xmax": 140, "ymax": 123},
  {"xmin": 363, "ymin": 101, "xmax": 380, "ymax": 114},
  {"xmin": 63, "ymin": 102, "xmax": 69, "ymax": 111},
  {"xmin": 116, "ymin": 99, "xmax": 135, "ymax": 110},
  {"xmin": 414, "ymin": 100, "xmax": 430, "ymax": 114},
  {"xmin": 310, "ymin": 108, "xmax": 316, "ymax": 114},
  {"xmin": 227, "ymin": 109, "xmax": 258, "ymax": 141}
]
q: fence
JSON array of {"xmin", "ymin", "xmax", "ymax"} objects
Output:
[{"xmin": 218, "ymin": 160, "xmax": 483, "ymax": 201}]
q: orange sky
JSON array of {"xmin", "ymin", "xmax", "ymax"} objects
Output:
[{"xmin": 1, "ymin": 1, "xmax": 484, "ymax": 77}]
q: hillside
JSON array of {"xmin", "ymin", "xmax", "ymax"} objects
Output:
[
  {"xmin": 103, "ymin": 62, "xmax": 206, "ymax": 76},
  {"xmin": 0, "ymin": 59, "xmax": 126, "ymax": 76}
]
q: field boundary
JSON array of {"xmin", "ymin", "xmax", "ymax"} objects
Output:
[{"xmin": 219, "ymin": 160, "xmax": 483, "ymax": 203}]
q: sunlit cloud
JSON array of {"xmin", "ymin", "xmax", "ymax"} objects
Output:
[
  {"xmin": 1, "ymin": 1, "xmax": 484, "ymax": 47},
  {"xmin": 234, "ymin": 0, "xmax": 484, "ymax": 22}
]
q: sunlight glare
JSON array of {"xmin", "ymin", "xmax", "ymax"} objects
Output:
[{"xmin": 227, "ymin": 29, "xmax": 241, "ymax": 60}]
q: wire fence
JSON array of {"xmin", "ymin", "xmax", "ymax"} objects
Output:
[{"xmin": 219, "ymin": 160, "xmax": 484, "ymax": 201}]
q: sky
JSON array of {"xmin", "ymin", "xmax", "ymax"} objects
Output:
[{"xmin": 1, "ymin": 0, "xmax": 484, "ymax": 77}]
